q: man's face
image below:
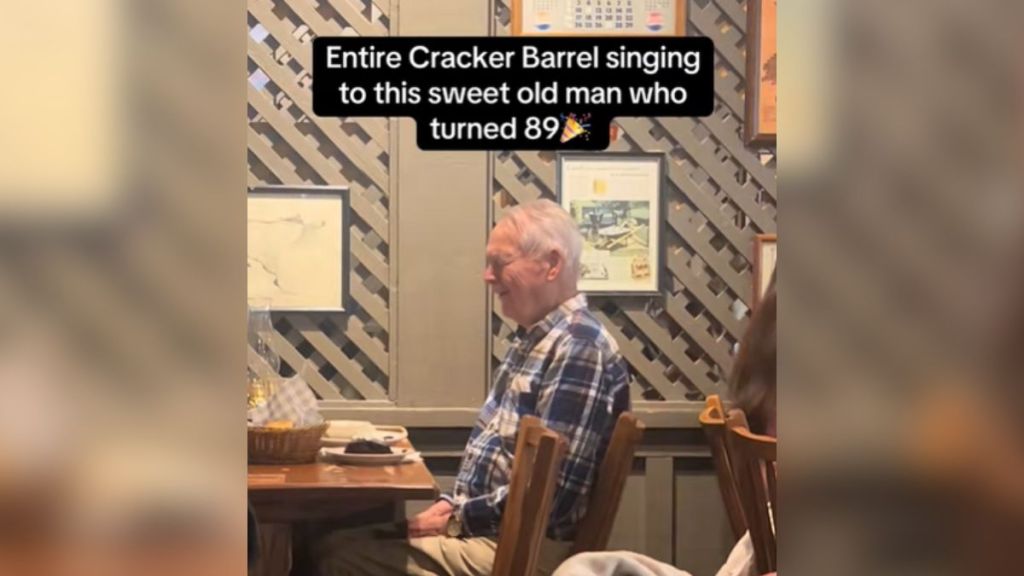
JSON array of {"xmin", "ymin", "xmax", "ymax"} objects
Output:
[{"xmin": 483, "ymin": 223, "xmax": 555, "ymax": 326}]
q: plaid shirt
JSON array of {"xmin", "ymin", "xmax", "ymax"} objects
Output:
[{"xmin": 442, "ymin": 294, "xmax": 631, "ymax": 540}]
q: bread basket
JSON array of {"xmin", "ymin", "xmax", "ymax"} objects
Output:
[{"xmin": 248, "ymin": 422, "xmax": 329, "ymax": 464}]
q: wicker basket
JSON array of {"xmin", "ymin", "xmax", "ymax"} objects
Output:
[{"xmin": 248, "ymin": 422, "xmax": 329, "ymax": 464}]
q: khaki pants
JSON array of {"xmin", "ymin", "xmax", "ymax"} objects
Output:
[{"xmin": 313, "ymin": 525, "xmax": 573, "ymax": 576}]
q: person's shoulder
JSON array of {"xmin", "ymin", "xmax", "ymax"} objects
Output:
[{"xmin": 562, "ymin": 307, "xmax": 620, "ymax": 355}]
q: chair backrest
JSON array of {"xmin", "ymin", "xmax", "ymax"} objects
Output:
[
  {"xmin": 725, "ymin": 409, "xmax": 778, "ymax": 575},
  {"xmin": 493, "ymin": 416, "xmax": 569, "ymax": 576},
  {"xmin": 572, "ymin": 412, "xmax": 645, "ymax": 554},
  {"xmin": 699, "ymin": 395, "xmax": 748, "ymax": 540}
]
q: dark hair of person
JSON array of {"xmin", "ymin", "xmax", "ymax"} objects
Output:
[{"xmin": 727, "ymin": 273, "xmax": 777, "ymax": 436}]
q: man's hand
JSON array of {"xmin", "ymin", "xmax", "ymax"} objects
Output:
[
  {"xmin": 407, "ymin": 502, "xmax": 452, "ymax": 538},
  {"xmin": 417, "ymin": 500, "xmax": 453, "ymax": 518}
]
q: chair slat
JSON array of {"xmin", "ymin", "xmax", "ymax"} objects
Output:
[
  {"xmin": 573, "ymin": 412, "xmax": 645, "ymax": 554},
  {"xmin": 700, "ymin": 396, "xmax": 748, "ymax": 540},
  {"xmin": 726, "ymin": 409, "xmax": 777, "ymax": 574},
  {"xmin": 492, "ymin": 416, "xmax": 569, "ymax": 576},
  {"xmin": 511, "ymin": 432, "xmax": 567, "ymax": 576}
]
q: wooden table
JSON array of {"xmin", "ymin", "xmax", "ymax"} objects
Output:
[{"xmin": 248, "ymin": 441, "xmax": 438, "ymax": 575}]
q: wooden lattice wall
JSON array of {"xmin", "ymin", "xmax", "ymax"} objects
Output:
[
  {"xmin": 492, "ymin": 0, "xmax": 777, "ymax": 404},
  {"xmin": 246, "ymin": 0, "xmax": 392, "ymax": 401},
  {"xmin": 246, "ymin": 0, "xmax": 776, "ymax": 408}
]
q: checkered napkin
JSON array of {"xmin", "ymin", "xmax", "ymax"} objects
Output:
[{"xmin": 248, "ymin": 370, "xmax": 323, "ymax": 428}]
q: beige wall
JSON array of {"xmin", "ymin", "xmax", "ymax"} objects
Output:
[{"xmin": 392, "ymin": 0, "xmax": 492, "ymax": 413}]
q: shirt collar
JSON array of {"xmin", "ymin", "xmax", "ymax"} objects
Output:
[{"xmin": 514, "ymin": 293, "xmax": 587, "ymax": 345}]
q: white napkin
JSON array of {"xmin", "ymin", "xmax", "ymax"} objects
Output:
[{"xmin": 248, "ymin": 363, "xmax": 323, "ymax": 428}]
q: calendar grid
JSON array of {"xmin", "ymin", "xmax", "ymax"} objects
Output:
[{"xmin": 514, "ymin": 0, "xmax": 684, "ymax": 36}]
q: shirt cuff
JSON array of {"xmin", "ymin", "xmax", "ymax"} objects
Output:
[{"xmin": 458, "ymin": 494, "xmax": 499, "ymax": 537}]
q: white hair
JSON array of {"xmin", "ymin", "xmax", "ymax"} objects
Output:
[{"xmin": 498, "ymin": 199, "xmax": 583, "ymax": 279}]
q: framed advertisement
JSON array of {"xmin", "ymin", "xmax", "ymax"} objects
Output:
[
  {"xmin": 247, "ymin": 185, "xmax": 350, "ymax": 311},
  {"xmin": 753, "ymin": 233, "xmax": 776, "ymax": 308},
  {"xmin": 557, "ymin": 153, "xmax": 664, "ymax": 294},
  {"xmin": 745, "ymin": 0, "xmax": 777, "ymax": 145},
  {"xmin": 512, "ymin": 0, "xmax": 686, "ymax": 37}
]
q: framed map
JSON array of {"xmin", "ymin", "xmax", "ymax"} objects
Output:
[
  {"xmin": 247, "ymin": 186, "xmax": 350, "ymax": 311},
  {"xmin": 512, "ymin": 0, "xmax": 686, "ymax": 36},
  {"xmin": 745, "ymin": 0, "xmax": 777, "ymax": 145},
  {"xmin": 557, "ymin": 153, "xmax": 664, "ymax": 294}
]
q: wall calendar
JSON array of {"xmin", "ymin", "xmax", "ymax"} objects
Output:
[{"xmin": 513, "ymin": 0, "xmax": 686, "ymax": 36}]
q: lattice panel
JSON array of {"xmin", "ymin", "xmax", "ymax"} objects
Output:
[
  {"xmin": 246, "ymin": 0, "xmax": 392, "ymax": 400},
  {"xmin": 492, "ymin": 0, "xmax": 777, "ymax": 402}
]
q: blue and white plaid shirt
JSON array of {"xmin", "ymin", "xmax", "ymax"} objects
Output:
[{"xmin": 442, "ymin": 293, "xmax": 631, "ymax": 540}]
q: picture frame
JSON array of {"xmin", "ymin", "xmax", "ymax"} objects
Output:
[
  {"xmin": 752, "ymin": 233, "xmax": 776, "ymax": 308},
  {"xmin": 247, "ymin": 185, "xmax": 350, "ymax": 311},
  {"xmin": 556, "ymin": 153, "xmax": 664, "ymax": 295},
  {"xmin": 512, "ymin": 0, "xmax": 686, "ymax": 37},
  {"xmin": 744, "ymin": 0, "xmax": 777, "ymax": 146}
]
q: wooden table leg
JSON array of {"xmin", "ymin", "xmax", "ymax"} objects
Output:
[{"xmin": 254, "ymin": 523, "xmax": 291, "ymax": 576}]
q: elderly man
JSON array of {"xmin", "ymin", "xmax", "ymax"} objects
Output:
[{"xmin": 316, "ymin": 199, "xmax": 631, "ymax": 576}]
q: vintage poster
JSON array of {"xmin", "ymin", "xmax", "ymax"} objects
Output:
[{"xmin": 558, "ymin": 154, "xmax": 663, "ymax": 293}]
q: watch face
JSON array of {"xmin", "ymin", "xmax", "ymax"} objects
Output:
[{"xmin": 446, "ymin": 515, "xmax": 461, "ymax": 537}]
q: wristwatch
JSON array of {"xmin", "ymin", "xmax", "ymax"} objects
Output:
[{"xmin": 445, "ymin": 510, "xmax": 463, "ymax": 538}]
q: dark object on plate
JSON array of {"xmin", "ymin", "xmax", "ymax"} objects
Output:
[{"xmin": 345, "ymin": 439, "xmax": 392, "ymax": 454}]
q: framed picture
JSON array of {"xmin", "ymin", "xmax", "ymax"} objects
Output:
[
  {"xmin": 752, "ymin": 233, "xmax": 776, "ymax": 307},
  {"xmin": 512, "ymin": 0, "xmax": 686, "ymax": 36},
  {"xmin": 557, "ymin": 153, "xmax": 664, "ymax": 294},
  {"xmin": 745, "ymin": 0, "xmax": 777, "ymax": 145},
  {"xmin": 247, "ymin": 185, "xmax": 350, "ymax": 311}
]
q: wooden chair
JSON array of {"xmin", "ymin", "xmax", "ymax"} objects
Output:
[
  {"xmin": 572, "ymin": 412, "xmax": 645, "ymax": 554},
  {"xmin": 699, "ymin": 395, "xmax": 747, "ymax": 540},
  {"xmin": 725, "ymin": 409, "xmax": 777, "ymax": 575},
  {"xmin": 492, "ymin": 416, "xmax": 569, "ymax": 576}
]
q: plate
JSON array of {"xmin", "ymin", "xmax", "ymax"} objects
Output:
[
  {"xmin": 321, "ymin": 424, "xmax": 408, "ymax": 447},
  {"xmin": 320, "ymin": 447, "xmax": 416, "ymax": 466}
]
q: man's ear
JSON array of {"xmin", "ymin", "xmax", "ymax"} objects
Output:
[{"xmin": 544, "ymin": 249, "xmax": 562, "ymax": 281}]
